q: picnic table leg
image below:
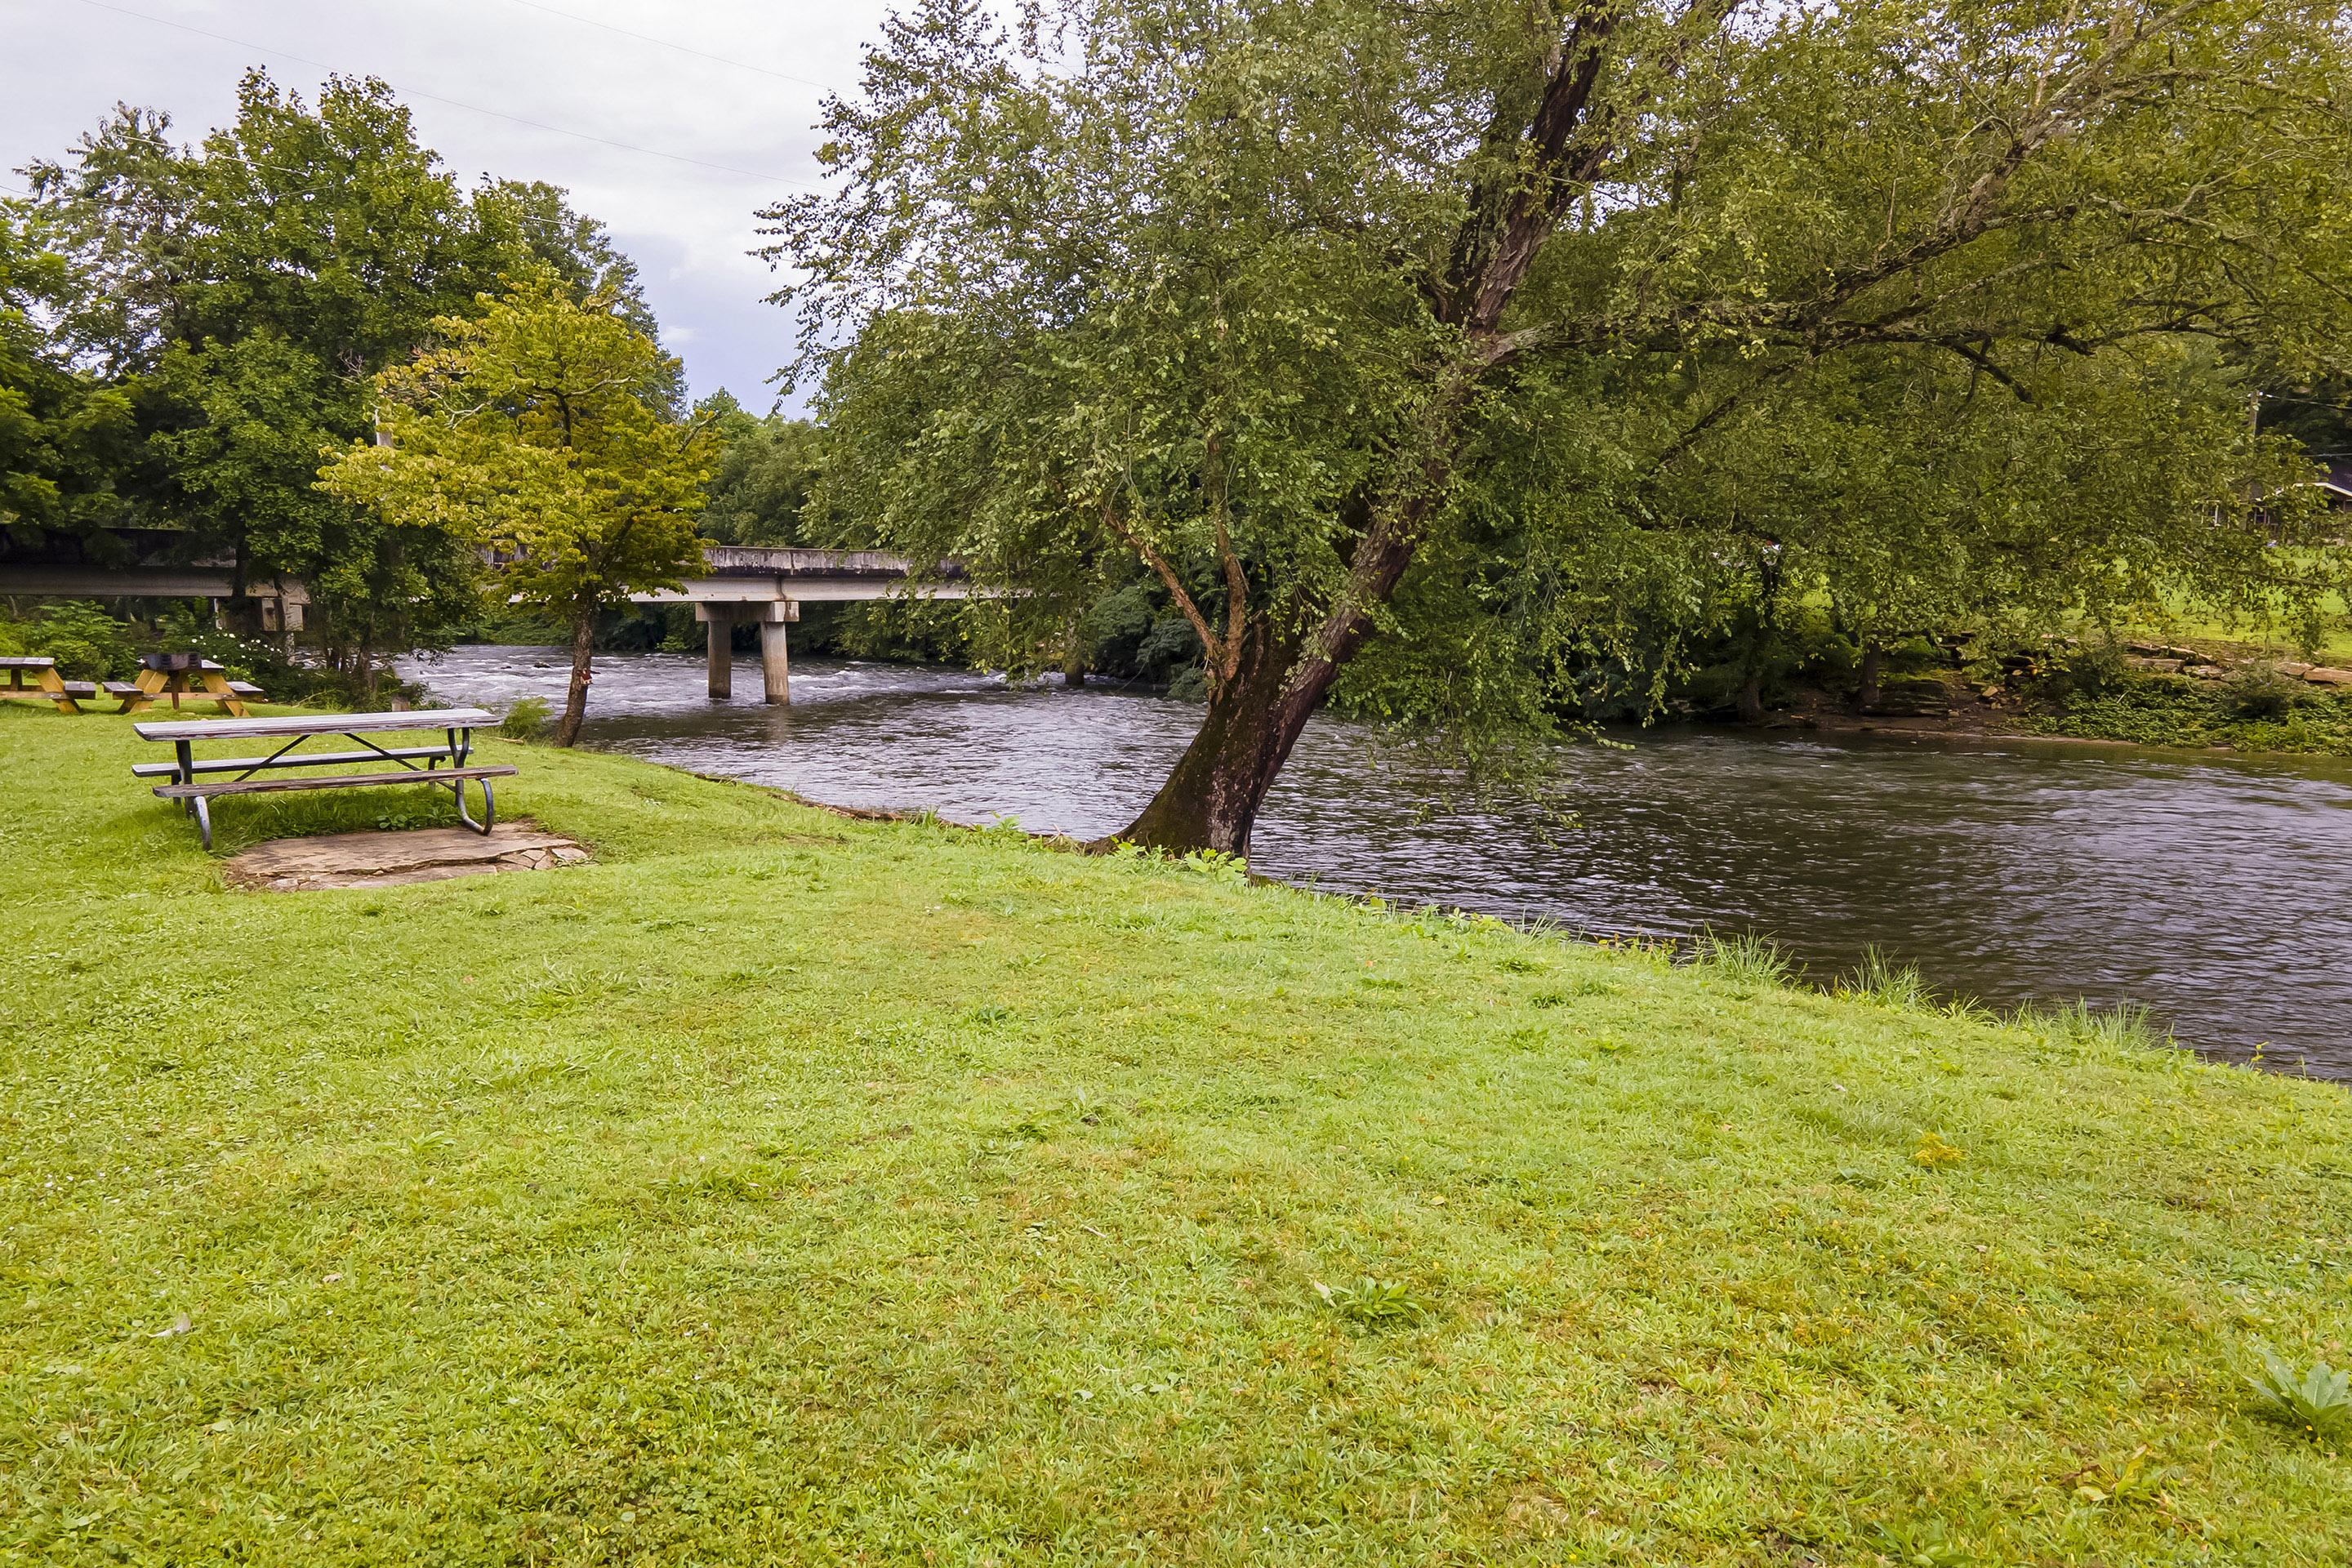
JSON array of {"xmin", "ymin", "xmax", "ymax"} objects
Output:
[
  {"xmin": 452, "ymin": 772, "xmax": 495, "ymax": 835},
  {"xmin": 197, "ymin": 669, "xmax": 248, "ymax": 718},
  {"xmin": 36, "ymin": 666, "xmax": 80, "ymax": 715},
  {"xmin": 134, "ymin": 668, "xmax": 166, "ymax": 695},
  {"xmin": 175, "ymin": 741, "xmax": 194, "ymax": 817},
  {"xmin": 192, "ymin": 796, "xmax": 213, "ymax": 852}
]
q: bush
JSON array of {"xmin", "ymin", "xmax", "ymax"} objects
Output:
[
  {"xmin": 499, "ymin": 697, "xmax": 552, "ymax": 742},
  {"xmin": 2224, "ymin": 662, "xmax": 2302, "ymax": 720},
  {"xmin": 2054, "ymin": 642, "xmax": 2131, "ymax": 701},
  {"xmin": 1, "ymin": 600, "xmax": 138, "ymax": 680}
]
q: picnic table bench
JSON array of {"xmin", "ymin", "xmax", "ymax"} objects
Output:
[
  {"xmin": 132, "ymin": 707, "xmax": 515, "ymax": 851},
  {"xmin": 109, "ymin": 653, "xmax": 264, "ymax": 717},
  {"xmin": 0, "ymin": 657, "xmax": 96, "ymax": 714}
]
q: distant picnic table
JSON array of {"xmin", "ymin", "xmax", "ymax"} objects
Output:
[
  {"xmin": 133, "ymin": 707, "xmax": 516, "ymax": 851},
  {"xmin": 0, "ymin": 657, "xmax": 96, "ymax": 714},
  {"xmin": 107, "ymin": 653, "xmax": 265, "ymax": 717}
]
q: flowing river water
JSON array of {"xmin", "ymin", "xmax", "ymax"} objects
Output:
[{"xmin": 401, "ymin": 645, "xmax": 2352, "ymax": 1079}]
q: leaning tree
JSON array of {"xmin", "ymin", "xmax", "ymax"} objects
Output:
[{"xmin": 768, "ymin": 0, "xmax": 2352, "ymax": 853}]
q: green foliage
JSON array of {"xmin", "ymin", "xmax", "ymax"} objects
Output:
[
  {"xmin": 497, "ymin": 697, "xmax": 550, "ymax": 742},
  {"xmin": 318, "ymin": 270, "xmax": 711, "ymax": 743},
  {"xmin": 2243, "ymin": 1346, "xmax": 2352, "ymax": 1442},
  {"xmin": 2223, "ymin": 662, "xmax": 2303, "ymax": 720},
  {"xmin": 2054, "ymin": 643, "xmax": 2132, "ymax": 702},
  {"xmin": 1312, "ymin": 1276, "xmax": 1429, "ymax": 1328},
  {"xmin": 2020, "ymin": 1000, "xmax": 2172, "ymax": 1058},
  {"xmin": 0, "ymin": 599, "xmax": 136, "ymax": 679},
  {"xmin": 1695, "ymin": 930, "xmax": 1793, "ymax": 990},
  {"xmin": 2039, "ymin": 672, "xmax": 2352, "ymax": 755},
  {"xmin": 18, "ymin": 70, "xmax": 650, "ymax": 684},
  {"xmin": 1838, "ymin": 948, "xmax": 1933, "ymax": 1011},
  {"xmin": 0, "ymin": 211, "xmax": 140, "ymax": 544},
  {"xmin": 695, "ymin": 394, "xmax": 831, "ymax": 546},
  {"xmin": 772, "ymin": 0, "xmax": 2352, "ymax": 847}
]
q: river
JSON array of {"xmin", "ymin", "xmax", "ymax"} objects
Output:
[{"xmin": 400, "ymin": 645, "xmax": 2352, "ymax": 1079}]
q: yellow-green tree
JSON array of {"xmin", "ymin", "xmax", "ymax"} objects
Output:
[{"xmin": 321, "ymin": 273, "xmax": 711, "ymax": 744}]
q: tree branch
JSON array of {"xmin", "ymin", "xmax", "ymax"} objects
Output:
[{"xmin": 1097, "ymin": 498, "xmax": 1227, "ymax": 678}]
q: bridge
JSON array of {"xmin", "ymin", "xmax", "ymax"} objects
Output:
[
  {"xmin": 626, "ymin": 546, "xmax": 975, "ymax": 704},
  {"xmin": 0, "ymin": 541, "xmax": 972, "ymax": 706}
]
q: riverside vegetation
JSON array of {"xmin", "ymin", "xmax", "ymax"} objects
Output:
[{"xmin": 3, "ymin": 707, "xmax": 2350, "ymax": 1563}]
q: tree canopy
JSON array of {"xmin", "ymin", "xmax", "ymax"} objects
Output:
[
  {"xmin": 695, "ymin": 394, "xmax": 834, "ymax": 546},
  {"xmin": 0, "ymin": 211, "xmax": 140, "ymax": 546},
  {"xmin": 15, "ymin": 69, "xmax": 658, "ymax": 688},
  {"xmin": 770, "ymin": 0, "xmax": 2352, "ymax": 851}
]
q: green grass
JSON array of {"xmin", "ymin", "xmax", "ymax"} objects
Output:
[{"xmin": 4, "ymin": 706, "xmax": 2350, "ymax": 1564}]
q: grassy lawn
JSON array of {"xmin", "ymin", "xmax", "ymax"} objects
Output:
[{"xmin": 3, "ymin": 706, "xmax": 2348, "ymax": 1565}]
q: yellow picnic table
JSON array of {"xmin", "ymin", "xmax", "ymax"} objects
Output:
[
  {"xmin": 105, "ymin": 654, "xmax": 263, "ymax": 718},
  {"xmin": 0, "ymin": 657, "xmax": 96, "ymax": 713}
]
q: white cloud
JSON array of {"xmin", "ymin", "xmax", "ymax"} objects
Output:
[{"xmin": 2, "ymin": 0, "xmax": 901, "ymax": 407}]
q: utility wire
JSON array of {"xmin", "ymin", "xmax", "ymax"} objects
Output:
[
  {"xmin": 492, "ymin": 0, "xmax": 840, "ymax": 93},
  {"xmin": 71, "ymin": 0, "xmax": 820, "ymax": 188},
  {"xmin": 2258, "ymin": 391, "xmax": 2352, "ymax": 415}
]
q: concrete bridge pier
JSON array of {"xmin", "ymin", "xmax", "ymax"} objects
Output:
[
  {"xmin": 697, "ymin": 604, "xmax": 733, "ymax": 699},
  {"xmin": 697, "ymin": 599, "xmax": 797, "ymax": 704},
  {"xmin": 755, "ymin": 600, "xmax": 796, "ymax": 705}
]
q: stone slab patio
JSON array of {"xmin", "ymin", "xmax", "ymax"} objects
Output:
[{"xmin": 223, "ymin": 821, "xmax": 590, "ymax": 892}]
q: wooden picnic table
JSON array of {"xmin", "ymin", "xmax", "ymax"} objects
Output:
[
  {"xmin": 132, "ymin": 707, "xmax": 515, "ymax": 851},
  {"xmin": 108, "ymin": 653, "xmax": 264, "ymax": 717},
  {"xmin": 0, "ymin": 656, "xmax": 96, "ymax": 714}
]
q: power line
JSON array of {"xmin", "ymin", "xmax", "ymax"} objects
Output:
[
  {"xmin": 492, "ymin": 0, "xmax": 840, "ymax": 93},
  {"xmin": 71, "ymin": 0, "xmax": 821, "ymax": 189},
  {"xmin": 2259, "ymin": 391, "xmax": 2352, "ymax": 415}
]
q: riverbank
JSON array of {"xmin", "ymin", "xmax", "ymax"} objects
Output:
[
  {"xmin": 1679, "ymin": 622, "xmax": 2352, "ymax": 758},
  {"xmin": 5, "ymin": 707, "xmax": 2349, "ymax": 1563}
]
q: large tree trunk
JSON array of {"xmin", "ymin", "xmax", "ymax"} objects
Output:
[
  {"xmin": 554, "ymin": 605, "xmax": 595, "ymax": 747},
  {"xmin": 1109, "ymin": 616, "xmax": 1323, "ymax": 854},
  {"xmin": 1856, "ymin": 639, "xmax": 1883, "ymax": 711},
  {"xmin": 1111, "ymin": 519, "xmax": 1418, "ymax": 855},
  {"xmin": 1736, "ymin": 670, "xmax": 1764, "ymax": 724}
]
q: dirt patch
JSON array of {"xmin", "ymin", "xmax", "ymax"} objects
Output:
[{"xmin": 224, "ymin": 821, "xmax": 590, "ymax": 892}]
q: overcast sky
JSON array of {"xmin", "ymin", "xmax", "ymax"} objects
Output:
[{"xmin": 2, "ymin": 0, "xmax": 902, "ymax": 409}]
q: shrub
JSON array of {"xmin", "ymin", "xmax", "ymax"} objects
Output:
[
  {"xmin": 2224, "ymin": 662, "xmax": 2302, "ymax": 720},
  {"xmin": 2054, "ymin": 641, "xmax": 2130, "ymax": 700},
  {"xmin": 499, "ymin": 697, "xmax": 552, "ymax": 742},
  {"xmin": 6, "ymin": 600, "xmax": 137, "ymax": 680}
]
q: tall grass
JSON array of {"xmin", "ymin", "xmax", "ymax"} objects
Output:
[
  {"xmin": 1835, "ymin": 946, "xmax": 1931, "ymax": 1009},
  {"xmin": 2017, "ymin": 998, "xmax": 2172, "ymax": 1054},
  {"xmin": 1694, "ymin": 929, "xmax": 1793, "ymax": 988}
]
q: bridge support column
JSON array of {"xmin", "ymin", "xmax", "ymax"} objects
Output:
[
  {"xmin": 696, "ymin": 604, "xmax": 733, "ymax": 699},
  {"xmin": 755, "ymin": 599, "xmax": 798, "ymax": 706}
]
